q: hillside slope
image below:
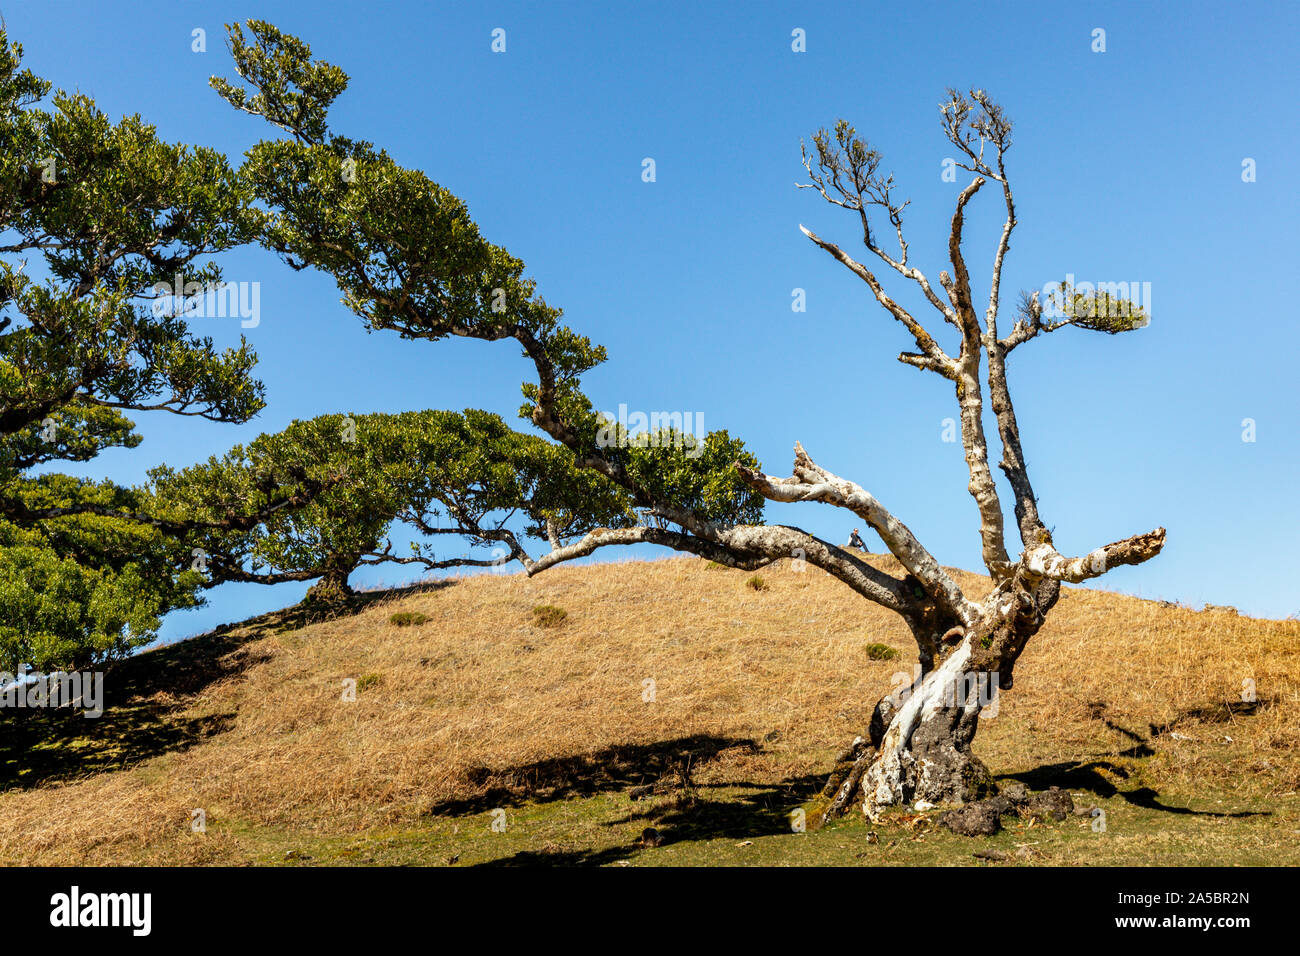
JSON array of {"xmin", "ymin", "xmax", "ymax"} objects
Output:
[{"xmin": 2, "ymin": 555, "xmax": 1297, "ymax": 866}]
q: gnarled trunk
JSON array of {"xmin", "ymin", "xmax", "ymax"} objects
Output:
[
  {"xmin": 860, "ymin": 640, "xmax": 995, "ymax": 814},
  {"xmin": 823, "ymin": 644, "xmax": 995, "ymax": 820},
  {"xmin": 303, "ymin": 560, "xmax": 356, "ymax": 606},
  {"xmin": 824, "ymin": 580, "xmax": 1060, "ymax": 822}
]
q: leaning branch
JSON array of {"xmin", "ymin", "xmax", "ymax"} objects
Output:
[
  {"xmin": 735, "ymin": 443, "xmax": 979, "ymax": 626},
  {"xmin": 799, "ymin": 225, "xmax": 954, "ymax": 377},
  {"xmin": 1022, "ymin": 528, "xmax": 1167, "ymax": 583}
]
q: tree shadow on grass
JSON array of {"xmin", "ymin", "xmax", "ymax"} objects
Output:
[
  {"xmin": 0, "ymin": 623, "xmax": 257, "ymax": 792},
  {"xmin": 606, "ymin": 772, "xmax": 826, "ymax": 842},
  {"xmin": 430, "ymin": 733, "xmax": 764, "ymax": 817},
  {"xmin": 1002, "ymin": 713, "xmax": 1272, "ymax": 820},
  {"xmin": 474, "ymin": 774, "xmax": 827, "ymax": 867},
  {"xmin": 0, "ymin": 579, "xmax": 458, "ymax": 791},
  {"xmin": 437, "ymin": 734, "xmax": 825, "ymax": 867}
]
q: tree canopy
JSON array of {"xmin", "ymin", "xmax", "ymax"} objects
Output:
[
  {"xmin": 0, "ymin": 30, "xmax": 321, "ymax": 669},
  {"xmin": 211, "ymin": 20, "xmax": 765, "ymax": 576},
  {"xmin": 150, "ymin": 408, "xmax": 638, "ymax": 603}
]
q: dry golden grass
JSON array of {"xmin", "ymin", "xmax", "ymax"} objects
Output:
[{"xmin": 1, "ymin": 555, "xmax": 1296, "ymax": 865}]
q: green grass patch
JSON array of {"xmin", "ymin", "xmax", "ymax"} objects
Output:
[
  {"xmin": 532, "ymin": 605, "xmax": 568, "ymax": 628},
  {"xmin": 389, "ymin": 611, "xmax": 428, "ymax": 627},
  {"xmin": 173, "ymin": 778, "xmax": 1295, "ymax": 868}
]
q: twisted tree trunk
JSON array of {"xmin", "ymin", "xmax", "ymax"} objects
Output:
[
  {"xmin": 861, "ymin": 641, "xmax": 992, "ymax": 814},
  {"xmin": 822, "ymin": 639, "xmax": 996, "ymax": 821},
  {"xmin": 303, "ymin": 559, "xmax": 356, "ymax": 606},
  {"xmin": 822, "ymin": 573, "xmax": 1068, "ymax": 822}
]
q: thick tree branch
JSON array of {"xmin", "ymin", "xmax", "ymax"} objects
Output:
[
  {"xmin": 523, "ymin": 520, "xmax": 915, "ymax": 617},
  {"xmin": 943, "ymin": 176, "xmax": 1013, "ymax": 577},
  {"xmin": 946, "ymin": 177, "xmax": 985, "ymax": 339},
  {"xmin": 984, "ymin": 174, "xmax": 1015, "ymax": 339},
  {"xmin": 1022, "ymin": 528, "xmax": 1167, "ymax": 583},
  {"xmin": 734, "ymin": 443, "xmax": 979, "ymax": 626},
  {"xmin": 986, "ymin": 338, "xmax": 1044, "ymax": 544}
]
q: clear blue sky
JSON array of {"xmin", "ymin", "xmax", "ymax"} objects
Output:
[{"xmin": 7, "ymin": 0, "xmax": 1298, "ymax": 639}]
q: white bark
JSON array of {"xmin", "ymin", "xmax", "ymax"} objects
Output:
[
  {"xmin": 862, "ymin": 638, "xmax": 977, "ymax": 816},
  {"xmin": 799, "ymin": 225, "xmax": 954, "ymax": 377},
  {"xmin": 736, "ymin": 444, "xmax": 979, "ymax": 627},
  {"xmin": 1023, "ymin": 528, "xmax": 1167, "ymax": 583}
]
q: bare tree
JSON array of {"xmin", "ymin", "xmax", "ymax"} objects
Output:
[
  {"xmin": 218, "ymin": 26, "xmax": 1163, "ymax": 820},
  {"xmin": 762, "ymin": 91, "xmax": 1164, "ymax": 817},
  {"xmin": 509, "ymin": 90, "xmax": 1163, "ymax": 818}
]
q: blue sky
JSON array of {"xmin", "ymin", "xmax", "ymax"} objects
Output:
[{"xmin": 6, "ymin": 0, "xmax": 1298, "ymax": 639}]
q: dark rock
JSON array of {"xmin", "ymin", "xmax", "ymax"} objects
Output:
[
  {"xmin": 1023, "ymin": 786, "xmax": 1074, "ymax": 822},
  {"xmin": 639, "ymin": 827, "xmax": 664, "ymax": 847},
  {"xmin": 904, "ymin": 723, "xmax": 997, "ymax": 805},
  {"xmin": 999, "ymin": 781, "xmax": 1030, "ymax": 804},
  {"xmin": 973, "ymin": 849, "xmax": 1009, "ymax": 862},
  {"xmin": 937, "ymin": 801, "xmax": 1003, "ymax": 836},
  {"xmin": 983, "ymin": 795, "xmax": 1015, "ymax": 817}
]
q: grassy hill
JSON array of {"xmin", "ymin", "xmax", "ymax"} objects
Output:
[{"xmin": 2, "ymin": 555, "xmax": 1297, "ymax": 866}]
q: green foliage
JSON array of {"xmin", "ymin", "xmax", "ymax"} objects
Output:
[
  {"xmin": 213, "ymin": 20, "xmax": 765, "ymax": 547},
  {"xmin": 0, "ymin": 529, "xmax": 170, "ymax": 673},
  {"xmin": 150, "ymin": 412, "xmax": 397, "ymax": 588},
  {"xmin": 1042, "ymin": 279, "xmax": 1149, "ymax": 334},
  {"xmin": 149, "ymin": 409, "xmax": 638, "ymax": 592},
  {"xmin": 864, "ymin": 642, "xmax": 899, "ymax": 661},
  {"xmin": 1, "ymin": 36, "xmax": 264, "ymax": 443},
  {"xmin": 0, "ymin": 477, "xmax": 203, "ymax": 671},
  {"xmin": 746, "ymin": 575, "xmax": 769, "ymax": 591},
  {"xmin": 0, "ymin": 29, "xmax": 263, "ymax": 669},
  {"xmin": 568, "ymin": 408, "xmax": 766, "ymax": 528},
  {"xmin": 212, "ymin": 21, "xmax": 603, "ymax": 392},
  {"xmin": 209, "ymin": 21, "xmax": 347, "ymax": 145},
  {"xmin": 0, "ymin": 403, "xmax": 139, "ymax": 479},
  {"xmin": 388, "ymin": 612, "xmax": 428, "ymax": 627},
  {"xmin": 532, "ymin": 605, "xmax": 567, "ymax": 629},
  {"xmin": 622, "ymin": 430, "xmax": 764, "ymax": 528}
]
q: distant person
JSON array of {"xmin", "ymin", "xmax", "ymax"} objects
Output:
[{"xmin": 847, "ymin": 528, "xmax": 867, "ymax": 551}]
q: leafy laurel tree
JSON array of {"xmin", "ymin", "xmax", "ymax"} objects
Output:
[
  {"xmin": 148, "ymin": 409, "xmax": 636, "ymax": 605},
  {"xmin": 215, "ymin": 23, "xmax": 1164, "ymax": 818},
  {"xmin": 208, "ymin": 20, "xmax": 762, "ymax": 580},
  {"xmin": 0, "ymin": 31, "xmax": 331, "ymax": 672}
]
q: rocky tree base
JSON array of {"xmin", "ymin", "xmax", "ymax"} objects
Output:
[
  {"xmin": 936, "ymin": 784, "xmax": 1075, "ymax": 836},
  {"xmin": 820, "ymin": 689, "xmax": 997, "ymax": 825},
  {"xmin": 302, "ymin": 569, "xmax": 356, "ymax": 609}
]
